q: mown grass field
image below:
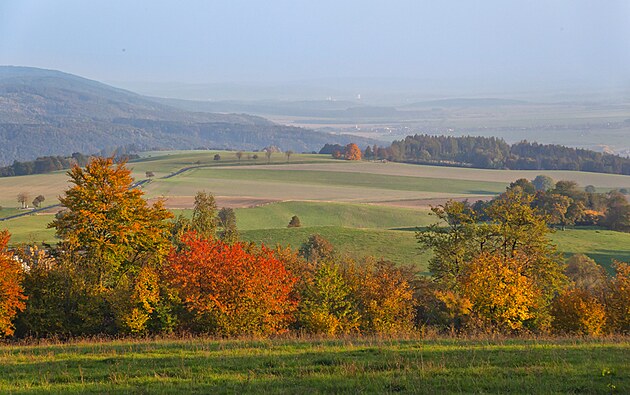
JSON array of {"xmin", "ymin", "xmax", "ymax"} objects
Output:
[{"xmin": 0, "ymin": 337, "xmax": 628, "ymax": 394}]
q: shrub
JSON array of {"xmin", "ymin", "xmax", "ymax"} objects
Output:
[
  {"xmin": 551, "ymin": 288, "xmax": 606, "ymax": 336},
  {"xmin": 166, "ymin": 232, "xmax": 297, "ymax": 336},
  {"xmin": 606, "ymin": 261, "xmax": 630, "ymax": 333},
  {"xmin": 0, "ymin": 231, "xmax": 27, "ymax": 337},
  {"xmin": 288, "ymin": 215, "xmax": 301, "ymax": 228}
]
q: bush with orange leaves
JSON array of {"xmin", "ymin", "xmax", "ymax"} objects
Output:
[
  {"xmin": 165, "ymin": 232, "xmax": 298, "ymax": 336},
  {"xmin": 551, "ymin": 288, "xmax": 606, "ymax": 336},
  {"xmin": 0, "ymin": 231, "xmax": 27, "ymax": 337}
]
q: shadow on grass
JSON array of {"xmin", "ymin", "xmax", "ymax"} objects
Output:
[{"xmin": 2, "ymin": 340, "xmax": 626, "ymax": 394}]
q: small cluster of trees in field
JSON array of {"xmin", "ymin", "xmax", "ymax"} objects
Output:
[
  {"xmin": 469, "ymin": 176, "xmax": 630, "ymax": 232},
  {"xmin": 319, "ymin": 143, "xmax": 362, "ymax": 161},
  {"xmin": 1, "ymin": 157, "xmax": 629, "ymax": 339},
  {"xmin": 359, "ymin": 134, "xmax": 630, "ymax": 175}
]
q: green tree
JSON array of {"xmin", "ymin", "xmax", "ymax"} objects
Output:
[
  {"xmin": 191, "ymin": 191, "xmax": 218, "ymax": 238},
  {"xmin": 532, "ymin": 175, "xmax": 555, "ymax": 192},
  {"xmin": 217, "ymin": 207, "xmax": 239, "ymax": 244},
  {"xmin": 288, "ymin": 215, "xmax": 301, "ymax": 228}
]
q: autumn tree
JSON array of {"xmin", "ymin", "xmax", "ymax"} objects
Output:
[
  {"xmin": 344, "ymin": 143, "xmax": 362, "ymax": 161},
  {"xmin": 344, "ymin": 258, "xmax": 416, "ymax": 334},
  {"xmin": 0, "ymin": 231, "xmax": 27, "ymax": 337},
  {"xmin": 235, "ymin": 151, "xmax": 243, "ymax": 162},
  {"xmin": 49, "ymin": 157, "xmax": 173, "ymax": 333},
  {"xmin": 297, "ymin": 260, "xmax": 359, "ymax": 335},
  {"xmin": 551, "ymin": 288, "xmax": 607, "ymax": 336},
  {"xmin": 299, "ymin": 234, "xmax": 335, "ymax": 262},
  {"xmin": 165, "ymin": 233, "xmax": 297, "ymax": 335},
  {"xmin": 418, "ymin": 188, "xmax": 566, "ymax": 332},
  {"xmin": 605, "ymin": 261, "xmax": 630, "ymax": 333},
  {"xmin": 461, "ymin": 253, "xmax": 538, "ymax": 331},
  {"xmin": 285, "ymin": 150, "xmax": 294, "ymax": 162}
]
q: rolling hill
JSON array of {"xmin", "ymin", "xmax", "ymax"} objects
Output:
[{"xmin": 0, "ymin": 66, "xmax": 375, "ymax": 164}]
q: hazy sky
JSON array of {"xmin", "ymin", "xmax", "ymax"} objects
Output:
[{"xmin": 1, "ymin": 0, "xmax": 629, "ymax": 89}]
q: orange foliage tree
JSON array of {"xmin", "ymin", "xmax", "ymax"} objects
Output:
[
  {"xmin": 165, "ymin": 232, "xmax": 298, "ymax": 335},
  {"xmin": 0, "ymin": 231, "xmax": 27, "ymax": 337},
  {"xmin": 344, "ymin": 143, "xmax": 362, "ymax": 161},
  {"xmin": 552, "ymin": 288, "xmax": 606, "ymax": 336},
  {"xmin": 49, "ymin": 157, "xmax": 173, "ymax": 333}
]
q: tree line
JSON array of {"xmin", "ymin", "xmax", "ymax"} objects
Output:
[
  {"xmin": 0, "ymin": 152, "xmax": 139, "ymax": 177},
  {"xmin": 0, "ymin": 157, "xmax": 629, "ymax": 339},
  {"xmin": 359, "ymin": 134, "xmax": 630, "ymax": 175}
]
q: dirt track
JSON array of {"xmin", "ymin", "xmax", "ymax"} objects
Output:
[{"xmin": 147, "ymin": 196, "xmax": 280, "ymax": 209}]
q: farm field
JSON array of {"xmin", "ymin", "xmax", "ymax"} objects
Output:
[
  {"xmin": 4, "ymin": 200, "xmax": 630, "ymax": 273},
  {"xmin": 1, "ymin": 337, "xmax": 628, "ymax": 394},
  {"xmin": 4, "ymin": 151, "xmax": 630, "ymax": 210}
]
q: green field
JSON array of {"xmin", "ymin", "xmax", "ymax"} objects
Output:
[
  {"xmin": 1, "ymin": 337, "xmax": 627, "ymax": 394},
  {"xmin": 3, "ymin": 200, "xmax": 630, "ymax": 272}
]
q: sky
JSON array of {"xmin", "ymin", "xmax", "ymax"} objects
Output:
[{"xmin": 1, "ymin": 0, "xmax": 629, "ymax": 94}]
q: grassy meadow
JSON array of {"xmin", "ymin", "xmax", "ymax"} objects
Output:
[{"xmin": 1, "ymin": 337, "xmax": 628, "ymax": 394}]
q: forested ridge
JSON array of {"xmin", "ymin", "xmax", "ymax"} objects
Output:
[{"xmin": 365, "ymin": 134, "xmax": 630, "ymax": 175}]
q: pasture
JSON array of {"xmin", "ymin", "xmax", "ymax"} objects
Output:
[{"xmin": 0, "ymin": 337, "xmax": 628, "ymax": 394}]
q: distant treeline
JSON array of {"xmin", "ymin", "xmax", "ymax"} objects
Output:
[
  {"xmin": 358, "ymin": 135, "xmax": 630, "ymax": 175},
  {"xmin": 0, "ymin": 152, "xmax": 139, "ymax": 177}
]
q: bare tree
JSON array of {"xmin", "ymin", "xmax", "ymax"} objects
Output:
[
  {"xmin": 265, "ymin": 150, "xmax": 272, "ymax": 164},
  {"xmin": 285, "ymin": 150, "xmax": 294, "ymax": 162},
  {"xmin": 17, "ymin": 192, "xmax": 29, "ymax": 209},
  {"xmin": 235, "ymin": 151, "xmax": 243, "ymax": 162}
]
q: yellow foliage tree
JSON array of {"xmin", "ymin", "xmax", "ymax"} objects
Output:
[
  {"xmin": 551, "ymin": 288, "xmax": 606, "ymax": 336},
  {"xmin": 461, "ymin": 253, "xmax": 538, "ymax": 331}
]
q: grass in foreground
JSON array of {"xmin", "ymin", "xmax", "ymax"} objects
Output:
[{"xmin": 0, "ymin": 337, "xmax": 627, "ymax": 394}]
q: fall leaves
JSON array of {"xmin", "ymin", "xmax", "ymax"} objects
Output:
[
  {"xmin": 2, "ymin": 156, "xmax": 630, "ymax": 338},
  {"xmin": 165, "ymin": 233, "xmax": 297, "ymax": 336},
  {"xmin": 0, "ymin": 231, "xmax": 26, "ymax": 337}
]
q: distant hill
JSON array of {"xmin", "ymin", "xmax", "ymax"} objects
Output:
[
  {"xmin": 402, "ymin": 98, "xmax": 530, "ymax": 108},
  {"xmin": 0, "ymin": 66, "xmax": 374, "ymax": 164}
]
